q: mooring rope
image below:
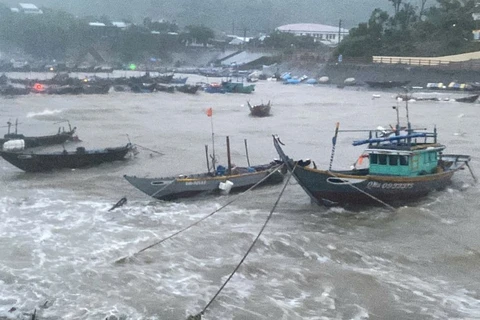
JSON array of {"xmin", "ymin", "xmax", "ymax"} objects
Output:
[
  {"xmin": 324, "ymin": 169, "xmax": 396, "ymax": 212},
  {"xmin": 114, "ymin": 164, "xmax": 284, "ymax": 264},
  {"xmin": 134, "ymin": 143, "xmax": 165, "ymax": 156},
  {"xmin": 188, "ymin": 166, "xmax": 295, "ymax": 320}
]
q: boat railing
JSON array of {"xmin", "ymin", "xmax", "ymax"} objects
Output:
[{"xmin": 362, "ymin": 127, "xmax": 438, "ymax": 147}]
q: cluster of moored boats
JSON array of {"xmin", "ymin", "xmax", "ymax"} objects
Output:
[
  {"xmin": 0, "ymin": 72, "xmax": 259, "ymax": 96},
  {"xmin": 1, "ymin": 95, "xmax": 476, "ymax": 208},
  {"xmin": 0, "ymin": 73, "xmax": 205, "ymax": 96}
]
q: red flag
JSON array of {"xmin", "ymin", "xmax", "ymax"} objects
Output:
[{"xmin": 206, "ymin": 107, "xmax": 213, "ymax": 117}]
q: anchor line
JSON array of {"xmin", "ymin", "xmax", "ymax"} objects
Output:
[
  {"xmin": 134, "ymin": 143, "xmax": 164, "ymax": 156},
  {"xmin": 194, "ymin": 165, "xmax": 295, "ymax": 319},
  {"xmin": 325, "ymin": 170, "xmax": 396, "ymax": 211},
  {"xmin": 114, "ymin": 164, "xmax": 284, "ymax": 263}
]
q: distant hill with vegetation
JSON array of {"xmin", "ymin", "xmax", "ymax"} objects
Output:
[
  {"xmin": 1, "ymin": 0, "xmax": 392, "ymax": 34},
  {"xmin": 335, "ymin": 0, "xmax": 480, "ymax": 60}
]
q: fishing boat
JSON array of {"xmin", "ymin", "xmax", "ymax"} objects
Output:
[
  {"xmin": 221, "ymin": 81, "xmax": 255, "ymax": 94},
  {"xmin": 455, "ymin": 94, "xmax": 479, "ymax": 103},
  {"xmin": 247, "ymin": 101, "xmax": 271, "ymax": 117},
  {"xmin": 124, "ymin": 160, "xmax": 283, "ymax": 201},
  {"xmin": 0, "ymin": 120, "xmax": 77, "ymax": 149},
  {"xmin": 273, "ymin": 104, "xmax": 475, "ymax": 207},
  {"xmin": 0, "ymin": 143, "xmax": 134, "ymax": 172},
  {"xmin": 175, "ymin": 84, "xmax": 201, "ymax": 94}
]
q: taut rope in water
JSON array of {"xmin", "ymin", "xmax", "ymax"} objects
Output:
[
  {"xmin": 134, "ymin": 143, "xmax": 164, "ymax": 156},
  {"xmin": 114, "ymin": 164, "xmax": 284, "ymax": 264},
  {"xmin": 325, "ymin": 169, "xmax": 396, "ymax": 212},
  {"xmin": 187, "ymin": 166, "xmax": 294, "ymax": 320}
]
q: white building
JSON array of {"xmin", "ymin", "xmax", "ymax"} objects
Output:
[
  {"xmin": 18, "ymin": 3, "xmax": 43, "ymax": 14},
  {"xmin": 276, "ymin": 23, "xmax": 349, "ymax": 46}
]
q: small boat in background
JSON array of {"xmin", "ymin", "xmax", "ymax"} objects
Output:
[
  {"xmin": 247, "ymin": 101, "xmax": 271, "ymax": 117},
  {"xmin": 176, "ymin": 84, "xmax": 201, "ymax": 94},
  {"xmin": 1, "ymin": 143, "xmax": 135, "ymax": 172},
  {"xmin": 455, "ymin": 94, "xmax": 479, "ymax": 103},
  {"xmin": 0, "ymin": 120, "xmax": 77, "ymax": 149}
]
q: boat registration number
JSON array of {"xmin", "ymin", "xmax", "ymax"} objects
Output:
[
  {"xmin": 367, "ymin": 181, "xmax": 414, "ymax": 190},
  {"xmin": 185, "ymin": 181, "xmax": 207, "ymax": 186}
]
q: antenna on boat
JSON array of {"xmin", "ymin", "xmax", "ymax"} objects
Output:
[
  {"xmin": 392, "ymin": 105, "xmax": 400, "ymax": 134},
  {"xmin": 15, "ymin": 118, "xmax": 18, "ymax": 134},
  {"xmin": 401, "ymin": 86, "xmax": 413, "ymax": 145}
]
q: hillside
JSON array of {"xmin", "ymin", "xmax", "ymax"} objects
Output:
[{"xmin": 1, "ymin": 0, "xmax": 392, "ymax": 34}]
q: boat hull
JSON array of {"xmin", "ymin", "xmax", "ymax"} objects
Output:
[
  {"xmin": 291, "ymin": 166, "xmax": 457, "ymax": 205},
  {"xmin": 124, "ymin": 165, "xmax": 284, "ymax": 201},
  {"xmin": 273, "ymin": 135, "xmax": 469, "ymax": 206},
  {"xmin": 0, "ymin": 145, "xmax": 131, "ymax": 172}
]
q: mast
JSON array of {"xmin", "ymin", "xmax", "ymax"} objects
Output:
[{"xmin": 226, "ymin": 136, "xmax": 232, "ymax": 175}]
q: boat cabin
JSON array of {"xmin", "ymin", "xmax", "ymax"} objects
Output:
[
  {"xmin": 365, "ymin": 146, "xmax": 445, "ymax": 176},
  {"xmin": 356, "ymin": 127, "xmax": 445, "ymax": 177}
]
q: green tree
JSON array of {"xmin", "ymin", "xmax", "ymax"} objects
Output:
[{"xmin": 183, "ymin": 25, "xmax": 214, "ymax": 46}]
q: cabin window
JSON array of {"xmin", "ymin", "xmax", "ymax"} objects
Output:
[
  {"xmin": 389, "ymin": 155, "xmax": 399, "ymax": 166},
  {"xmin": 378, "ymin": 154, "xmax": 387, "ymax": 165},
  {"xmin": 370, "ymin": 154, "xmax": 378, "ymax": 164},
  {"xmin": 399, "ymin": 155, "xmax": 409, "ymax": 166}
]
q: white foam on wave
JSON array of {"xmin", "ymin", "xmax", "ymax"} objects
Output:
[{"xmin": 26, "ymin": 109, "xmax": 62, "ymax": 118}]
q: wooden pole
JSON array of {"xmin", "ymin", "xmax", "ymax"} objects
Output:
[
  {"xmin": 244, "ymin": 139, "xmax": 251, "ymax": 167},
  {"xmin": 205, "ymin": 145, "xmax": 210, "ymax": 173},
  {"xmin": 210, "ymin": 111, "xmax": 216, "ymax": 172},
  {"xmin": 329, "ymin": 122, "xmax": 340, "ymax": 171},
  {"xmin": 226, "ymin": 136, "xmax": 232, "ymax": 175}
]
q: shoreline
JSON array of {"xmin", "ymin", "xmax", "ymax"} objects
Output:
[{"xmin": 277, "ymin": 61, "xmax": 480, "ymax": 87}]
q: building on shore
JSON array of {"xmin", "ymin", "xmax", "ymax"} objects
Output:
[
  {"xmin": 276, "ymin": 23, "xmax": 348, "ymax": 46},
  {"xmin": 11, "ymin": 3, "xmax": 43, "ymax": 14}
]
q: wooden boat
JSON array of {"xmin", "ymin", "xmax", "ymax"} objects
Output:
[
  {"xmin": 0, "ymin": 143, "xmax": 134, "ymax": 172},
  {"xmin": 0, "ymin": 121, "xmax": 76, "ymax": 149},
  {"xmin": 247, "ymin": 101, "xmax": 271, "ymax": 117},
  {"xmin": 272, "ymin": 105, "xmax": 474, "ymax": 207},
  {"xmin": 128, "ymin": 82, "xmax": 156, "ymax": 93},
  {"xmin": 82, "ymin": 83, "xmax": 111, "ymax": 94},
  {"xmin": 365, "ymin": 80, "xmax": 410, "ymax": 88},
  {"xmin": 125, "ymin": 136, "xmax": 284, "ymax": 201},
  {"xmin": 455, "ymin": 94, "xmax": 479, "ymax": 103},
  {"xmin": 155, "ymin": 84, "xmax": 175, "ymax": 93},
  {"xmin": 124, "ymin": 161, "xmax": 283, "ymax": 201},
  {"xmin": 176, "ymin": 84, "xmax": 201, "ymax": 94},
  {"xmin": 170, "ymin": 76, "xmax": 188, "ymax": 84},
  {"xmin": 204, "ymin": 83, "xmax": 225, "ymax": 94},
  {"xmin": 221, "ymin": 81, "xmax": 255, "ymax": 94}
]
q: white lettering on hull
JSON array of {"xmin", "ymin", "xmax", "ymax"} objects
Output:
[
  {"xmin": 185, "ymin": 181, "xmax": 207, "ymax": 186},
  {"xmin": 367, "ymin": 181, "xmax": 414, "ymax": 190}
]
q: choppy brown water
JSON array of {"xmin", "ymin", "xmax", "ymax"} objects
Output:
[{"xmin": 1, "ymin": 72, "xmax": 479, "ymax": 320}]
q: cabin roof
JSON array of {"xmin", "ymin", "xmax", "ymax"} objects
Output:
[{"xmin": 365, "ymin": 144, "xmax": 445, "ymax": 155}]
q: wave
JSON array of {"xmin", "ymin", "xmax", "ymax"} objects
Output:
[{"xmin": 26, "ymin": 109, "xmax": 63, "ymax": 119}]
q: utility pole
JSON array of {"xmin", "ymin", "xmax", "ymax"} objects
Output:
[{"xmin": 338, "ymin": 19, "xmax": 342, "ymax": 44}]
